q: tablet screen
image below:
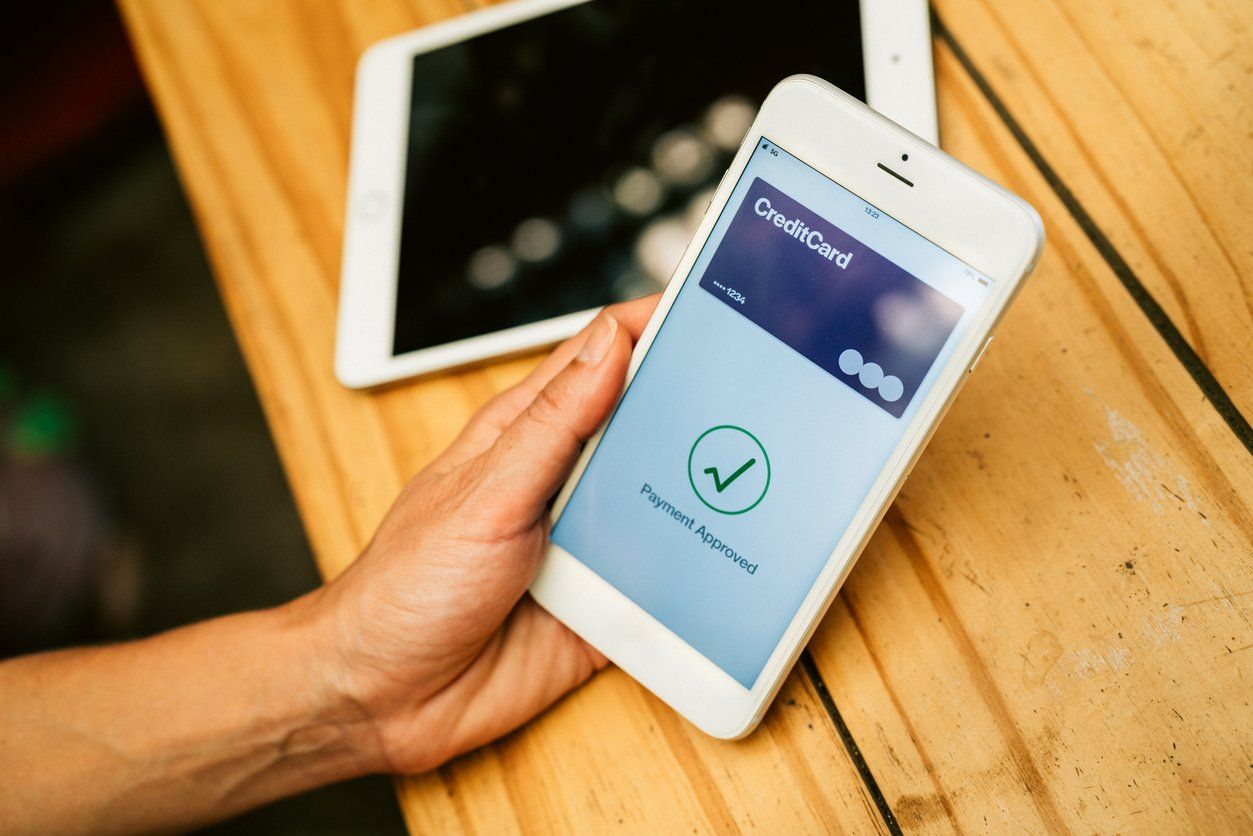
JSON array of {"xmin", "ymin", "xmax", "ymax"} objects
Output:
[{"xmin": 393, "ymin": 0, "xmax": 865, "ymax": 356}]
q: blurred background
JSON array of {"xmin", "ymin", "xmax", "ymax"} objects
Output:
[{"xmin": 0, "ymin": 3, "xmax": 404, "ymax": 833}]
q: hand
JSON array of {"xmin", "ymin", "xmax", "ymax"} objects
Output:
[
  {"xmin": 309, "ymin": 294, "xmax": 660, "ymax": 775},
  {"xmin": 0, "ymin": 297, "xmax": 662, "ymax": 833}
]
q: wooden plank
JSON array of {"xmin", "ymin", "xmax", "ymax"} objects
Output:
[
  {"xmin": 805, "ymin": 35, "xmax": 1253, "ymax": 833},
  {"xmin": 115, "ymin": 0, "xmax": 891, "ymax": 831},
  {"xmin": 933, "ymin": 0, "xmax": 1253, "ymax": 424}
]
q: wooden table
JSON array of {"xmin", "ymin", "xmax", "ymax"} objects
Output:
[{"xmin": 118, "ymin": 1, "xmax": 1253, "ymax": 831}]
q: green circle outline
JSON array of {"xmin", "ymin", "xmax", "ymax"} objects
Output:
[{"xmin": 687, "ymin": 424, "xmax": 771, "ymax": 515}]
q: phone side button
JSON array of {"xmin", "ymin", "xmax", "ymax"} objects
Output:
[{"xmin": 968, "ymin": 337, "xmax": 993, "ymax": 373}]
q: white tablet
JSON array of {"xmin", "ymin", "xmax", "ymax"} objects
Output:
[{"xmin": 336, "ymin": 0, "xmax": 938, "ymax": 388}]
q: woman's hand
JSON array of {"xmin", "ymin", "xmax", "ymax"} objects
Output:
[{"xmin": 309, "ymin": 294, "xmax": 659, "ymax": 775}]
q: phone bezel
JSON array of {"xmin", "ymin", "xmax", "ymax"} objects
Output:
[
  {"xmin": 334, "ymin": 0, "xmax": 938, "ymax": 388},
  {"xmin": 531, "ymin": 75, "xmax": 1043, "ymax": 739}
]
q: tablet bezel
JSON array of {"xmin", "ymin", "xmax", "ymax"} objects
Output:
[{"xmin": 335, "ymin": 0, "xmax": 938, "ymax": 388}]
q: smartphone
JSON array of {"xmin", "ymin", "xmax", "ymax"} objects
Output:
[{"xmin": 531, "ymin": 76, "xmax": 1043, "ymax": 738}]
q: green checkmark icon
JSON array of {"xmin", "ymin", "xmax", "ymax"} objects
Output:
[
  {"xmin": 688, "ymin": 425, "xmax": 770, "ymax": 515},
  {"xmin": 703, "ymin": 458, "xmax": 757, "ymax": 493}
]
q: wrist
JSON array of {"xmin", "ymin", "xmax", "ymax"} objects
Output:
[
  {"xmin": 294, "ymin": 568, "xmax": 462, "ymax": 776},
  {"xmin": 269, "ymin": 590, "xmax": 391, "ymax": 778}
]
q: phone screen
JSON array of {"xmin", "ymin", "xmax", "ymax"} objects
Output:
[
  {"xmin": 391, "ymin": 0, "xmax": 865, "ymax": 356},
  {"xmin": 552, "ymin": 139, "xmax": 993, "ymax": 689}
]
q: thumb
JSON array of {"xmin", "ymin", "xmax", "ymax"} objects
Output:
[{"xmin": 474, "ymin": 312, "xmax": 632, "ymax": 530}]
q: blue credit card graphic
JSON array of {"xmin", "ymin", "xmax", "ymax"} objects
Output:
[{"xmin": 700, "ymin": 178, "xmax": 964, "ymax": 418}]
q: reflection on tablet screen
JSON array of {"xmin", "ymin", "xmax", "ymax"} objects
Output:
[{"xmin": 392, "ymin": 0, "xmax": 866, "ymax": 356}]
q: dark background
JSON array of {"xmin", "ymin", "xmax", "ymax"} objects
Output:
[{"xmin": 0, "ymin": 3, "xmax": 404, "ymax": 833}]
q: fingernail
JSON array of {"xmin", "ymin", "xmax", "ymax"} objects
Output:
[{"xmin": 577, "ymin": 313, "xmax": 617, "ymax": 365}]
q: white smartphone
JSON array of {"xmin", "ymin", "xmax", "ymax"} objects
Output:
[
  {"xmin": 532, "ymin": 76, "xmax": 1043, "ymax": 739},
  {"xmin": 335, "ymin": 0, "xmax": 938, "ymax": 388}
]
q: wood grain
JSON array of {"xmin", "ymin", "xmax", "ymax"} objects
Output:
[
  {"xmin": 805, "ymin": 33, "xmax": 1253, "ymax": 831},
  {"xmin": 934, "ymin": 0, "xmax": 1253, "ymax": 423},
  {"xmin": 117, "ymin": 0, "xmax": 1253, "ymax": 831}
]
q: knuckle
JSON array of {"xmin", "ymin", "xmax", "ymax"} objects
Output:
[
  {"xmin": 529, "ymin": 383, "xmax": 570, "ymax": 428},
  {"xmin": 515, "ymin": 381, "xmax": 583, "ymax": 451}
]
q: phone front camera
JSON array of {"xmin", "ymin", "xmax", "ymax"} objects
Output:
[{"xmin": 901, "ymin": 153, "xmax": 909, "ymax": 161}]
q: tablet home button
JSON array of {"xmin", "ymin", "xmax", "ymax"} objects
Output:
[{"xmin": 358, "ymin": 190, "xmax": 386, "ymax": 220}]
